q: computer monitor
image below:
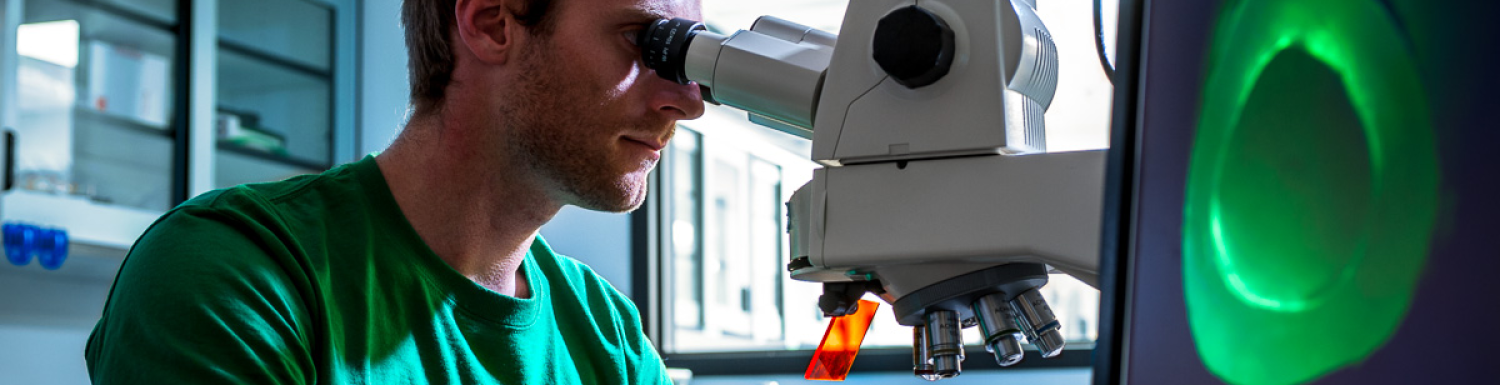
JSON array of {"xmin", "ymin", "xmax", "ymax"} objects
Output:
[{"xmin": 1095, "ymin": 0, "xmax": 1500, "ymax": 383}]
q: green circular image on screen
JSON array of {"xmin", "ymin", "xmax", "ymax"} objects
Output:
[{"xmin": 1183, "ymin": 0, "xmax": 1441, "ymax": 384}]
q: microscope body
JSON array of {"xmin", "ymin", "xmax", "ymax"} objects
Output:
[
  {"xmin": 789, "ymin": 0, "xmax": 1101, "ymax": 289},
  {"xmin": 639, "ymin": 0, "xmax": 1104, "ymax": 379}
]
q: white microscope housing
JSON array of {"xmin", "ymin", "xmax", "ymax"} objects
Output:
[{"xmin": 638, "ymin": 0, "xmax": 1105, "ymax": 379}]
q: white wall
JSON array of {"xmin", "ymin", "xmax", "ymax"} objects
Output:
[
  {"xmin": 538, "ymin": 206, "xmax": 635, "ymax": 296},
  {"xmin": 0, "ymin": 254, "xmax": 120, "ymax": 385},
  {"xmin": 357, "ymin": 0, "xmax": 409, "ymax": 156},
  {"xmin": 0, "ymin": 326, "xmax": 95, "ymax": 385}
]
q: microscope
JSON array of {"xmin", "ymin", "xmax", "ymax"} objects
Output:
[{"xmin": 639, "ymin": 0, "xmax": 1106, "ymax": 380}]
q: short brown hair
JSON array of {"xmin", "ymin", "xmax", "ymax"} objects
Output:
[{"xmin": 402, "ymin": 0, "xmax": 556, "ymax": 115}]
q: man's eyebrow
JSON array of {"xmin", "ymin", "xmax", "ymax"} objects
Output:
[{"xmin": 617, "ymin": 7, "xmax": 673, "ymax": 24}]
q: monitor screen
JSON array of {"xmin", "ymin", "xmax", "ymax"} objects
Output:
[{"xmin": 1100, "ymin": 0, "xmax": 1500, "ymax": 383}]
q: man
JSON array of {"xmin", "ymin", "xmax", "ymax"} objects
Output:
[{"xmin": 84, "ymin": 0, "xmax": 705, "ymax": 383}]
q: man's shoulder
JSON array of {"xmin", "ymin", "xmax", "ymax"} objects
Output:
[
  {"xmin": 128, "ymin": 159, "xmax": 387, "ymax": 278},
  {"xmin": 526, "ymin": 236, "xmax": 665, "ymax": 381},
  {"xmin": 171, "ymin": 178, "xmax": 307, "ymax": 220},
  {"xmin": 529, "ymin": 237, "xmax": 636, "ymax": 309},
  {"xmin": 170, "ymin": 159, "xmax": 374, "ymax": 226},
  {"xmin": 532, "ymin": 239, "xmax": 612, "ymax": 290},
  {"xmin": 185, "ymin": 160, "xmax": 366, "ymax": 211}
]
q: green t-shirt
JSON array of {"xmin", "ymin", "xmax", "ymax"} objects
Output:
[{"xmin": 84, "ymin": 156, "xmax": 668, "ymax": 384}]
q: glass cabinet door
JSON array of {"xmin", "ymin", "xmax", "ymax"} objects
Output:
[
  {"xmin": 9, "ymin": 0, "xmax": 180, "ymax": 212},
  {"xmin": 212, "ymin": 0, "xmax": 332, "ymax": 188}
]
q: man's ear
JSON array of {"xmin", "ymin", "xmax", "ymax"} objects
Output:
[{"xmin": 454, "ymin": 0, "xmax": 520, "ymax": 65}]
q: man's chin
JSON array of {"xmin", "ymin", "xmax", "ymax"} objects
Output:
[
  {"xmin": 567, "ymin": 179, "xmax": 649, "ymax": 213},
  {"xmin": 573, "ymin": 195, "xmax": 645, "ymax": 213}
]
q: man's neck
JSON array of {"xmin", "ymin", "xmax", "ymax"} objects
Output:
[{"xmin": 374, "ymin": 113, "xmax": 559, "ymax": 299}]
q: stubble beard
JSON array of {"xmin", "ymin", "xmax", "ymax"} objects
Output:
[{"xmin": 502, "ymin": 38, "xmax": 664, "ymax": 213}]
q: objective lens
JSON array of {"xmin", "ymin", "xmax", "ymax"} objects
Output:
[
  {"xmin": 639, "ymin": 18, "xmax": 705, "ymax": 84},
  {"xmin": 1011, "ymin": 289, "xmax": 1065, "ymax": 358},
  {"xmin": 924, "ymin": 310, "xmax": 964, "ymax": 379},
  {"xmin": 913, "ymin": 325, "xmax": 938, "ymax": 380},
  {"xmin": 972, "ymin": 293, "xmax": 1025, "ymax": 366}
]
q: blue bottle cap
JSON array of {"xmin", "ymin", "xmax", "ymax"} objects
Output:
[
  {"xmin": 37, "ymin": 228, "xmax": 68, "ymax": 270},
  {"xmin": 4, "ymin": 223, "xmax": 36, "ymax": 267}
]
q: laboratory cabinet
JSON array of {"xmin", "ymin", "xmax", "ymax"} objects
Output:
[
  {"xmin": 0, "ymin": 0, "xmax": 356, "ymax": 267},
  {"xmin": 0, "ymin": 2, "xmax": 355, "ymax": 383}
]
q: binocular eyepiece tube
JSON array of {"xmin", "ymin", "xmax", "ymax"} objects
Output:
[{"xmin": 637, "ymin": 17, "xmax": 836, "ymax": 133}]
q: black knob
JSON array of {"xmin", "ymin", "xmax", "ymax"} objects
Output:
[
  {"xmin": 639, "ymin": 18, "xmax": 705, "ymax": 85},
  {"xmin": 872, "ymin": 6, "xmax": 956, "ymax": 88}
]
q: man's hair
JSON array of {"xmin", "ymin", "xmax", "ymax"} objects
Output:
[{"xmin": 402, "ymin": 0, "xmax": 556, "ymax": 115}]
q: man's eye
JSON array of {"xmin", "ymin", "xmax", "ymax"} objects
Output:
[{"xmin": 624, "ymin": 30, "xmax": 642, "ymax": 47}]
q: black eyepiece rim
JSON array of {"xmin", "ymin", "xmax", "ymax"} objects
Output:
[{"xmin": 639, "ymin": 18, "xmax": 706, "ymax": 85}]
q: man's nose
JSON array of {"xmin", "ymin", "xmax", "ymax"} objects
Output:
[{"xmin": 648, "ymin": 74, "xmax": 706, "ymax": 121}]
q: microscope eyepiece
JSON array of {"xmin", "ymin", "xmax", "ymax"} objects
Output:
[{"xmin": 639, "ymin": 18, "xmax": 706, "ymax": 85}]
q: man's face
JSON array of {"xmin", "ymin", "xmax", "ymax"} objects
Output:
[{"xmin": 499, "ymin": 0, "xmax": 704, "ymax": 213}]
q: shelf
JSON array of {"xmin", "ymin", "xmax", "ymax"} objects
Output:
[
  {"xmin": 214, "ymin": 142, "xmax": 323, "ymax": 189},
  {"xmin": 1, "ymin": 189, "xmax": 161, "ymax": 251},
  {"xmin": 0, "ymin": 241, "xmax": 127, "ymax": 281},
  {"xmin": 216, "ymin": 47, "xmax": 333, "ymax": 165},
  {"xmin": 216, "ymin": 142, "xmax": 326, "ymax": 171},
  {"xmin": 217, "ymin": 39, "xmax": 330, "ymax": 79},
  {"xmin": 217, "ymin": 0, "xmax": 332, "ymax": 72},
  {"xmin": 73, "ymin": 105, "xmax": 174, "ymax": 138},
  {"xmin": 26, "ymin": 0, "xmax": 179, "ymax": 61},
  {"xmin": 37, "ymin": 0, "xmax": 178, "ymax": 32}
]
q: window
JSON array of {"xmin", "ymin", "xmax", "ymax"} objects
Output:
[
  {"xmin": 649, "ymin": 0, "xmax": 1115, "ymax": 370},
  {"xmin": 659, "ymin": 110, "xmax": 820, "ymax": 352}
]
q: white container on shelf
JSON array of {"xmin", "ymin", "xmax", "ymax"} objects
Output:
[{"xmin": 85, "ymin": 40, "xmax": 169, "ymax": 129}]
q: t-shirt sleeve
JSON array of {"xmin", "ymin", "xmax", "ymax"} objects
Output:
[
  {"xmin": 615, "ymin": 291, "xmax": 672, "ymax": 385},
  {"xmin": 633, "ymin": 330, "xmax": 673, "ymax": 384},
  {"xmin": 85, "ymin": 205, "xmax": 314, "ymax": 385}
]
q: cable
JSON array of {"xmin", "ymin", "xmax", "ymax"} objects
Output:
[{"xmin": 1093, "ymin": 0, "xmax": 1116, "ymax": 83}]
